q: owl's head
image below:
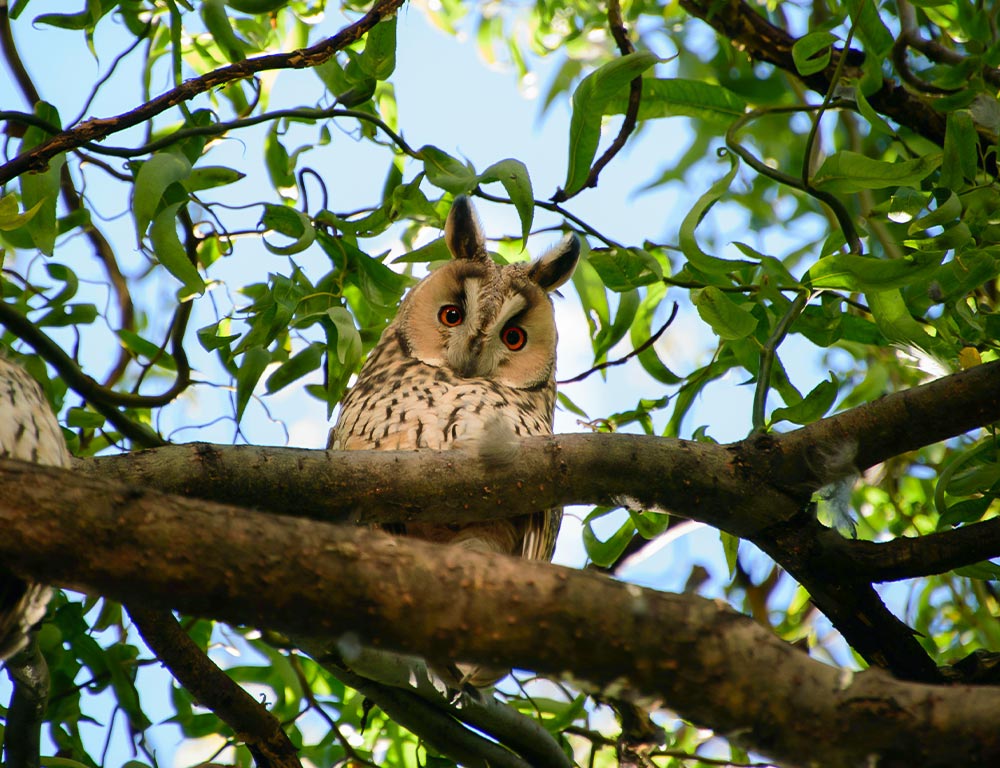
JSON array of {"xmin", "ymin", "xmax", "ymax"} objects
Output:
[{"xmin": 396, "ymin": 196, "xmax": 580, "ymax": 389}]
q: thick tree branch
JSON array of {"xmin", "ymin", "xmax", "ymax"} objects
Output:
[
  {"xmin": 126, "ymin": 605, "xmax": 301, "ymax": 768},
  {"xmin": 765, "ymin": 359, "xmax": 1000, "ymax": 493},
  {"xmin": 68, "ymin": 360, "xmax": 1000, "ymax": 682},
  {"xmin": 75, "ymin": 361, "xmax": 1000, "ymax": 533},
  {"xmin": 0, "ymin": 0, "xmax": 404, "ymax": 185},
  {"xmin": 846, "ymin": 517, "xmax": 1000, "ymax": 583},
  {"xmin": 1, "ymin": 459, "xmax": 1000, "ymax": 768}
]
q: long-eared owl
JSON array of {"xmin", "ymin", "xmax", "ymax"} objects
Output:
[
  {"xmin": 0, "ymin": 356, "xmax": 71, "ymax": 660},
  {"xmin": 328, "ymin": 196, "xmax": 579, "ymax": 682}
]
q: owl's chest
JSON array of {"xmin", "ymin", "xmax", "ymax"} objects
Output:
[{"xmin": 332, "ymin": 360, "xmax": 553, "ymax": 451}]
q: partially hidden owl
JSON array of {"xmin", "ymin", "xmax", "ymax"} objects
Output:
[
  {"xmin": 328, "ymin": 196, "xmax": 579, "ymax": 685},
  {"xmin": 0, "ymin": 355, "xmax": 71, "ymax": 661}
]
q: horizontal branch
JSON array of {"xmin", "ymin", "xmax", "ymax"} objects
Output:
[
  {"xmin": 1, "ymin": 458, "xmax": 999, "ymax": 768},
  {"xmin": 765, "ymin": 358, "xmax": 1000, "ymax": 493},
  {"xmin": 76, "ymin": 360, "xmax": 1000, "ymax": 534},
  {"xmin": 71, "ymin": 361, "xmax": 1000, "ymax": 682}
]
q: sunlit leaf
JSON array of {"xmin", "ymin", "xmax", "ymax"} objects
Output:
[
  {"xmin": 791, "ymin": 30, "xmax": 838, "ymax": 76},
  {"xmin": 563, "ymin": 51, "xmax": 659, "ymax": 195},
  {"xmin": 150, "ymin": 202, "xmax": 206, "ymax": 298},
  {"xmin": 812, "ymin": 151, "xmax": 941, "ymax": 193},
  {"xmin": 771, "ymin": 374, "xmax": 839, "ymax": 426},
  {"xmin": 693, "ymin": 286, "xmax": 758, "ymax": 340},
  {"xmin": 133, "ymin": 152, "xmax": 192, "ymax": 241},
  {"xmin": 420, "ymin": 145, "xmax": 477, "ymax": 194},
  {"xmin": 607, "ymin": 78, "xmax": 747, "ymax": 124},
  {"xmin": 478, "ymin": 159, "xmax": 533, "ymax": 245}
]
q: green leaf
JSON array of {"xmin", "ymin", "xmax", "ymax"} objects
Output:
[
  {"xmin": 36, "ymin": 302, "xmax": 98, "ymax": 327},
  {"xmin": 720, "ymin": 531, "xmax": 740, "ymax": 578},
  {"xmin": 938, "ymin": 496, "xmax": 993, "ymax": 528},
  {"xmin": 264, "ymin": 125, "xmax": 296, "ymax": 193},
  {"xmin": 357, "ymin": 15, "xmax": 396, "ymax": 80},
  {"xmin": 866, "ymin": 288, "xmax": 951, "ymax": 360},
  {"xmin": 845, "ymin": 0, "xmax": 894, "ymax": 58},
  {"xmin": 587, "ymin": 247, "xmax": 662, "ymax": 292},
  {"xmin": 34, "ymin": 0, "xmax": 104, "ymax": 29},
  {"xmin": 606, "ymin": 78, "xmax": 747, "ymax": 124},
  {"xmin": 791, "ymin": 31, "xmax": 838, "ymax": 76},
  {"xmin": 941, "ymin": 110, "xmax": 978, "ymax": 189},
  {"xmin": 236, "ymin": 345, "xmax": 271, "ymax": 422},
  {"xmin": 226, "ymin": 0, "xmax": 290, "ymax": 13},
  {"xmin": 953, "ymin": 561, "xmax": 1000, "ymax": 581},
  {"xmin": 631, "ymin": 282, "xmax": 680, "ymax": 385},
  {"xmin": 149, "ymin": 202, "xmax": 206, "ymax": 298},
  {"xmin": 200, "ymin": 0, "xmax": 245, "ymax": 63},
  {"xmin": 117, "ymin": 329, "xmax": 177, "ymax": 370},
  {"xmin": 326, "ymin": 307, "xmax": 363, "ymax": 365},
  {"xmin": 198, "ymin": 320, "xmax": 240, "ymax": 354},
  {"xmin": 563, "ymin": 51, "xmax": 659, "ymax": 195},
  {"xmin": 420, "ymin": 145, "xmax": 477, "ymax": 194},
  {"xmin": 678, "ymin": 151, "xmax": 756, "ymax": 276},
  {"xmin": 627, "ymin": 508, "xmax": 671, "ymax": 539},
  {"xmin": 66, "ymin": 407, "xmax": 106, "ymax": 429},
  {"xmin": 478, "ymin": 159, "xmax": 533, "ymax": 245},
  {"xmin": 693, "ymin": 286, "xmax": 758, "ymax": 340},
  {"xmin": 20, "ymin": 102, "xmax": 64, "ymax": 255},
  {"xmin": 812, "ymin": 150, "xmax": 941, "ymax": 193},
  {"xmin": 133, "ymin": 152, "xmax": 192, "ymax": 242},
  {"xmin": 582, "ymin": 507, "xmax": 635, "ymax": 568},
  {"xmin": 44, "ymin": 262, "xmax": 80, "ymax": 304},
  {"xmin": 183, "ymin": 165, "xmax": 245, "ymax": 193},
  {"xmin": 556, "ymin": 391, "xmax": 589, "ymax": 419},
  {"xmin": 261, "ymin": 204, "xmax": 316, "ymax": 256},
  {"xmin": 391, "ymin": 236, "xmax": 452, "ymax": 264},
  {"xmin": 806, "ymin": 251, "xmax": 946, "ymax": 291},
  {"xmin": 907, "ymin": 189, "xmax": 961, "ymax": 234},
  {"xmin": 594, "ymin": 288, "xmax": 640, "ymax": 361},
  {"xmin": 770, "ymin": 374, "xmax": 839, "ymax": 426},
  {"xmin": 266, "ymin": 343, "xmax": 323, "ymax": 393},
  {"xmin": 0, "ymin": 193, "xmax": 42, "ymax": 231},
  {"xmin": 855, "ymin": 86, "xmax": 895, "ymax": 135}
]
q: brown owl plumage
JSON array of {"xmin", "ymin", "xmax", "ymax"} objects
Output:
[
  {"xmin": 0, "ymin": 355, "xmax": 70, "ymax": 661},
  {"xmin": 329, "ymin": 196, "xmax": 579, "ymax": 685}
]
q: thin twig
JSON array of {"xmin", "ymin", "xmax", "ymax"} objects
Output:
[
  {"xmin": 0, "ymin": 0, "xmax": 406, "ymax": 185},
  {"xmin": 726, "ymin": 102, "xmax": 862, "ymax": 255},
  {"xmin": 551, "ymin": 0, "xmax": 643, "ymax": 202},
  {"xmin": 751, "ymin": 290, "xmax": 811, "ymax": 431},
  {"xmin": 559, "ymin": 302, "xmax": 679, "ymax": 384}
]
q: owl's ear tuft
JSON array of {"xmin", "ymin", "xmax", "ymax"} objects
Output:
[
  {"xmin": 445, "ymin": 195, "xmax": 487, "ymax": 261},
  {"xmin": 529, "ymin": 233, "xmax": 580, "ymax": 292}
]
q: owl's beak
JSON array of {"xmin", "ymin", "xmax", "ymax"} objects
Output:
[{"xmin": 455, "ymin": 333, "xmax": 488, "ymax": 378}]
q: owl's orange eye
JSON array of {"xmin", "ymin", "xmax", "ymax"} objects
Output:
[
  {"xmin": 501, "ymin": 325, "xmax": 527, "ymax": 351},
  {"xmin": 438, "ymin": 305, "xmax": 464, "ymax": 327}
]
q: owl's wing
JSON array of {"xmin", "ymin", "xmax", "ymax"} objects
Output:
[
  {"xmin": 0, "ymin": 357, "xmax": 70, "ymax": 660},
  {"xmin": 521, "ymin": 508, "xmax": 562, "ymax": 562}
]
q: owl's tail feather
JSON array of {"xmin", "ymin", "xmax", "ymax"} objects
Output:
[{"xmin": 0, "ymin": 576, "xmax": 51, "ymax": 662}]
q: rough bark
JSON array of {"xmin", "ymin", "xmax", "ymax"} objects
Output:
[
  {"xmin": 71, "ymin": 360, "xmax": 1000, "ymax": 681},
  {"xmin": 1, "ymin": 458, "xmax": 999, "ymax": 768},
  {"xmin": 74, "ymin": 359, "xmax": 1000, "ymax": 532}
]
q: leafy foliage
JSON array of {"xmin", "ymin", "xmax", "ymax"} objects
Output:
[{"xmin": 1, "ymin": 0, "xmax": 1000, "ymax": 766}]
